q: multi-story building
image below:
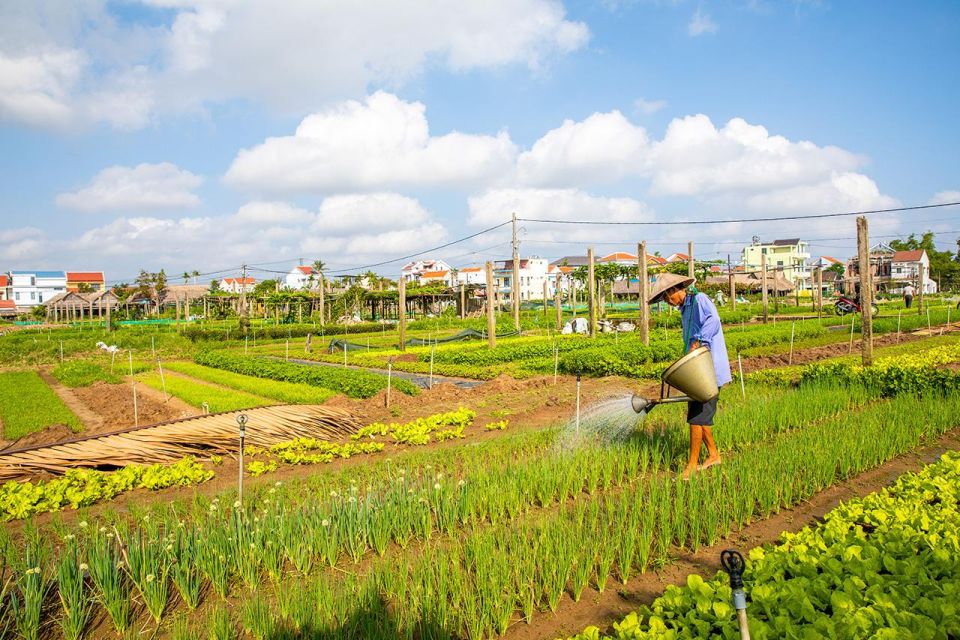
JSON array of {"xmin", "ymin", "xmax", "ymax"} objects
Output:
[
  {"xmin": 454, "ymin": 267, "xmax": 486, "ymax": 286},
  {"xmin": 220, "ymin": 277, "xmax": 257, "ymax": 294},
  {"xmin": 9, "ymin": 271, "xmax": 67, "ymax": 308},
  {"xmin": 494, "ymin": 257, "xmax": 558, "ymax": 301},
  {"xmin": 741, "ymin": 238, "xmax": 810, "ymax": 289},
  {"xmin": 400, "ymin": 259, "xmax": 452, "ymax": 283},
  {"xmin": 66, "ymin": 272, "xmax": 105, "ymax": 292}
]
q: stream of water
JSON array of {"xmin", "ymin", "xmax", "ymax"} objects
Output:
[{"xmin": 558, "ymin": 393, "xmax": 647, "ymax": 448}]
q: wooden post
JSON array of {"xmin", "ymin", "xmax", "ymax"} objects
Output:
[
  {"xmin": 638, "ymin": 242, "xmax": 649, "ymax": 346},
  {"xmin": 398, "ymin": 278, "xmax": 407, "ymax": 352},
  {"xmin": 554, "ymin": 284, "xmax": 562, "ymax": 331},
  {"xmin": 105, "ymin": 298, "xmax": 111, "ymax": 332},
  {"xmin": 688, "ymin": 241, "xmax": 695, "ymax": 280},
  {"xmin": 917, "ymin": 264, "xmax": 925, "ymax": 314},
  {"xmin": 459, "ymin": 283, "xmax": 465, "ymax": 320},
  {"xmin": 761, "ymin": 253, "xmax": 769, "ymax": 324},
  {"xmin": 485, "ymin": 262, "xmax": 496, "ymax": 349},
  {"xmin": 812, "ymin": 267, "xmax": 819, "ymax": 314},
  {"xmin": 511, "ymin": 212, "xmax": 521, "ymax": 332},
  {"xmin": 587, "ymin": 247, "xmax": 596, "ymax": 338},
  {"xmin": 543, "ymin": 280, "xmax": 549, "ymax": 314},
  {"xmin": 175, "ymin": 296, "xmax": 181, "ymax": 332},
  {"xmin": 319, "ymin": 275, "xmax": 325, "ymax": 326},
  {"xmin": 728, "ymin": 254, "xmax": 736, "ymax": 310},
  {"xmin": 857, "ymin": 216, "xmax": 873, "ymax": 365}
]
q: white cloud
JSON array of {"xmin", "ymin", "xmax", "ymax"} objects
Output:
[
  {"xmin": 649, "ymin": 115, "xmax": 863, "ymax": 196},
  {"xmin": 928, "ymin": 190, "xmax": 960, "ymax": 206},
  {"xmin": 634, "ymin": 97, "xmax": 667, "ymax": 115},
  {"xmin": 516, "ymin": 111, "xmax": 649, "ymax": 187},
  {"xmin": 72, "ymin": 192, "xmax": 448, "ymax": 276},
  {"xmin": 0, "ymin": 0, "xmax": 588, "ymax": 130},
  {"xmin": 688, "ymin": 7, "xmax": 717, "ymax": 36},
  {"xmin": 56, "ymin": 163, "xmax": 203, "ymax": 212},
  {"xmin": 0, "ymin": 228, "xmax": 47, "ymax": 262},
  {"xmin": 224, "ymin": 92, "xmax": 517, "ymax": 192},
  {"xmin": 744, "ymin": 172, "xmax": 899, "ymax": 213}
]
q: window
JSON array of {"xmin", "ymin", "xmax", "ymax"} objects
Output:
[
  {"xmin": 761, "ymin": 248, "xmax": 767, "ymax": 254},
  {"xmin": 31, "ymin": 292, "xmax": 36, "ymax": 301},
  {"xmin": 15, "ymin": 292, "xmax": 20, "ymax": 301},
  {"xmin": 30, "ymin": 277, "xmax": 36, "ymax": 286}
]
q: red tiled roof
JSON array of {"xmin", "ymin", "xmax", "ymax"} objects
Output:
[
  {"xmin": 295, "ymin": 266, "xmax": 315, "ymax": 274},
  {"xmin": 558, "ymin": 266, "xmax": 574, "ymax": 273},
  {"xmin": 821, "ymin": 256, "xmax": 841, "ymax": 264},
  {"xmin": 599, "ymin": 252, "xmax": 637, "ymax": 262},
  {"xmin": 0, "ymin": 300, "xmax": 16, "ymax": 309},
  {"xmin": 893, "ymin": 250, "xmax": 924, "ymax": 262},
  {"xmin": 223, "ymin": 277, "xmax": 256, "ymax": 284},
  {"xmin": 460, "ymin": 267, "xmax": 482, "ymax": 273},
  {"xmin": 66, "ymin": 272, "xmax": 104, "ymax": 282},
  {"xmin": 0, "ymin": 276, "xmax": 7, "ymax": 287},
  {"xmin": 668, "ymin": 253, "xmax": 690, "ymax": 262},
  {"xmin": 421, "ymin": 270, "xmax": 450, "ymax": 279},
  {"xmin": 649, "ymin": 256, "xmax": 668, "ymax": 265}
]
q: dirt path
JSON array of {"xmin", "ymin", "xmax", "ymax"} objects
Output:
[
  {"xmin": 738, "ymin": 329, "xmax": 928, "ymax": 372},
  {"xmin": 506, "ymin": 427, "xmax": 960, "ymax": 640},
  {"xmin": 38, "ymin": 369, "xmax": 105, "ymax": 431}
]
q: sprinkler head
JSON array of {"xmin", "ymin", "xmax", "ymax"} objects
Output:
[{"xmin": 630, "ymin": 395, "xmax": 653, "ymax": 414}]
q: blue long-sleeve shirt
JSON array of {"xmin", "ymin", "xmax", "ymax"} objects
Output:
[{"xmin": 680, "ymin": 292, "xmax": 732, "ymax": 388}]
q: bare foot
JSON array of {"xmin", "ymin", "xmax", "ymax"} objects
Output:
[
  {"xmin": 698, "ymin": 457, "xmax": 722, "ymax": 471},
  {"xmin": 679, "ymin": 465, "xmax": 698, "ymax": 480}
]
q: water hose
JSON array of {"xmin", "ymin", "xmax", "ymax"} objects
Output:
[{"xmin": 721, "ymin": 549, "xmax": 750, "ymax": 640}]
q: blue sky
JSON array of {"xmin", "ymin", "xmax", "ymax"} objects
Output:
[{"xmin": 1, "ymin": 0, "xmax": 958, "ymax": 283}]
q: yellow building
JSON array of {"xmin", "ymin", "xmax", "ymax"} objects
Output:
[{"xmin": 741, "ymin": 238, "xmax": 810, "ymax": 289}]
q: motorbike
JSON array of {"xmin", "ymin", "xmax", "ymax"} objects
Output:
[{"xmin": 835, "ymin": 295, "xmax": 879, "ymax": 317}]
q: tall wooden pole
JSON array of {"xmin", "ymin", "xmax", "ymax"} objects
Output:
[
  {"xmin": 485, "ymin": 262, "xmax": 496, "ymax": 349},
  {"xmin": 761, "ymin": 253, "xmax": 769, "ymax": 324},
  {"xmin": 857, "ymin": 216, "xmax": 873, "ymax": 365},
  {"xmin": 728, "ymin": 254, "xmax": 736, "ymax": 310},
  {"xmin": 813, "ymin": 267, "xmax": 820, "ymax": 314},
  {"xmin": 318, "ymin": 275, "xmax": 325, "ymax": 326},
  {"xmin": 638, "ymin": 242, "xmax": 649, "ymax": 346},
  {"xmin": 511, "ymin": 212, "xmax": 521, "ymax": 331},
  {"xmin": 688, "ymin": 241, "xmax": 695, "ymax": 280},
  {"xmin": 543, "ymin": 279, "xmax": 549, "ymax": 314},
  {"xmin": 398, "ymin": 278, "xmax": 407, "ymax": 352},
  {"xmin": 587, "ymin": 248, "xmax": 597, "ymax": 337},
  {"xmin": 459, "ymin": 283, "xmax": 466, "ymax": 319},
  {"xmin": 917, "ymin": 263, "xmax": 925, "ymax": 314},
  {"xmin": 554, "ymin": 283, "xmax": 562, "ymax": 330}
]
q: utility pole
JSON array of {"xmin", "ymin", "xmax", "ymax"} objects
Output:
[
  {"xmin": 240, "ymin": 264, "xmax": 250, "ymax": 333},
  {"xmin": 543, "ymin": 280, "xmax": 549, "ymax": 314},
  {"xmin": 857, "ymin": 216, "xmax": 873, "ymax": 365},
  {"xmin": 398, "ymin": 277, "xmax": 406, "ymax": 351},
  {"xmin": 761, "ymin": 253, "xmax": 769, "ymax": 324},
  {"xmin": 917, "ymin": 264, "xmax": 925, "ymax": 314},
  {"xmin": 460, "ymin": 283, "xmax": 466, "ymax": 320},
  {"xmin": 318, "ymin": 273, "xmax": 325, "ymax": 326},
  {"xmin": 554, "ymin": 283, "xmax": 562, "ymax": 331},
  {"xmin": 688, "ymin": 241, "xmax": 695, "ymax": 280},
  {"xmin": 485, "ymin": 262, "xmax": 496, "ymax": 348},
  {"xmin": 587, "ymin": 247, "xmax": 596, "ymax": 338},
  {"xmin": 728, "ymin": 254, "xmax": 736, "ymax": 310},
  {"xmin": 511, "ymin": 212, "xmax": 521, "ymax": 331},
  {"xmin": 638, "ymin": 242, "xmax": 649, "ymax": 346}
]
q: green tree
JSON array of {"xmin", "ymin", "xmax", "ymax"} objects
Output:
[
  {"xmin": 76, "ymin": 282, "xmax": 93, "ymax": 293},
  {"xmin": 209, "ymin": 279, "xmax": 221, "ymax": 294},
  {"xmin": 253, "ymin": 279, "xmax": 278, "ymax": 296},
  {"xmin": 826, "ymin": 262, "xmax": 846, "ymax": 277}
]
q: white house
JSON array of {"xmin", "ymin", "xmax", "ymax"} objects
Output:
[
  {"xmin": 400, "ymin": 259, "xmax": 452, "ymax": 283},
  {"xmin": 494, "ymin": 257, "xmax": 559, "ymax": 301},
  {"xmin": 419, "ymin": 270, "xmax": 454, "ymax": 286},
  {"xmin": 285, "ymin": 266, "xmax": 318, "ymax": 290},
  {"xmin": 9, "ymin": 271, "xmax": 67, "ymax": 309},
  {"xmin": 220, "ymin": 277, "xmax": 257, "ymax": 294},
  {"xmin": 454, "ymin": 267, "xmax": 486, "ymax": 286},
  {"xmin": 892, "ymin": 250, "xmax": 937, "ymax": 293}
]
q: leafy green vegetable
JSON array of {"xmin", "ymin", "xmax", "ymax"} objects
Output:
[{"xmin": 0, "ymin": 371, "xmax": 82, "ymax": 439}]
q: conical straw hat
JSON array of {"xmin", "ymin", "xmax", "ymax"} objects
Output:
[{"xmin": 647, "ymin": 273, "xmax": 695, "ymax": 304}]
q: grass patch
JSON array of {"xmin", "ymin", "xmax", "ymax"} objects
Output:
[
  {"xmin": 162, "ymin": 362, "xmax": 336, "ymax": 404},
  {"xmin": 137, "ymin": 372, "xmax": 272, "ymax": 413},
  {"xmin": 52, "ymin": 360, "xmax": 123, "ymax": 386},
  {"xmin": 0, "ymin": 371, "xmax": 82, "ymax": 439}
]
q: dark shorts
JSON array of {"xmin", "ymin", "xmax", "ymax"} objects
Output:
[{"xmin": 687, "ymin": 394, "xmax": 719, "ymax": 426}]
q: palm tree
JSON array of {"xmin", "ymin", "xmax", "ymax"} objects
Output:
[
  {"xmin": 182, "ymin": 271, "xmax": 191, "ymax": 283},
  {"xmin": 192, "ymin": 270, "xmax": 200, "ymax": 284},
  {"xmin": 312, "ymin": 259, "xmax": 326, "ymax": 292}
]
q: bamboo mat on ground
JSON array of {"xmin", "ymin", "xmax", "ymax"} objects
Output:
[{"xmin": 0, "ymin": 405, "xmax": 362, "ymax": 482}]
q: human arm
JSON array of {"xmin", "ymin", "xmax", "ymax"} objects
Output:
[{"xmin": 691, "ymin": 295, "xmax": 721, "ymax": 352}]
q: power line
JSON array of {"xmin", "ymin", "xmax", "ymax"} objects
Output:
[{"xmin": 517, "ymin": 201, "xmax": 960, "ymax": 226}]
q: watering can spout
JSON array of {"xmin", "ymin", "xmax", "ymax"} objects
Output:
[{"xmin": 631, "ymin": 394, "xmax": 652, "ymax": 414}]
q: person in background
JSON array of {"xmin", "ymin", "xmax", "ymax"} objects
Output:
[
  {"xmin": 648, "ymin": 273, "xmax": 732, "ymax": 479},
  {"xmin": 904, "ymin": 282, "xmax": 915, "ymax": 309}
]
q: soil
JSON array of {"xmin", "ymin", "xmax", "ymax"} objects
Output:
[
  {"xmin": 504, "ymin": 427, "xmax": 960, "ymax": 640},
  {"xmin": 739, "ymin": 329, "xmax": 927, "ymax": 373}
]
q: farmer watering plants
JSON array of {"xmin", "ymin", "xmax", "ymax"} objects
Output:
[{"xmin": 648, "ymin": 273, "xmax": 732, "ymax": 479}]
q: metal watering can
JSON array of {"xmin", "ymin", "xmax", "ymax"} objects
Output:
[{"xmin": 631, "ymin": 346, "xmax": 719, "ymax": 414}]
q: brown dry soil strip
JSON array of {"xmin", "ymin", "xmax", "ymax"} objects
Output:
[
  {"xmin": 738, "ymin": 329, "xmax": 933, "ymax": 373},
  {"xmin": 37, "ymin": 369, "xmax": 104, "ymax": 432},
  {"xmin": 505, "ymin": 427, "xmax": 960, "ymax": 640}
]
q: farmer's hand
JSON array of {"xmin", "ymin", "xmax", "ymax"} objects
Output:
[{"xmin": 689, "ymin": 340, "xmax": 700, "ymax": 352}]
